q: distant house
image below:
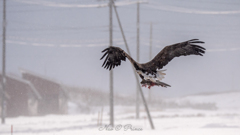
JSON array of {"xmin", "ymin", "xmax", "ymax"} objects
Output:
[
  {"xmin": 20, "ymin": 69, "xmax": 68, "ymax": 115},
  {"xmin": 0, "ymin": 74, "xmax": 41, "ymax": 117}
]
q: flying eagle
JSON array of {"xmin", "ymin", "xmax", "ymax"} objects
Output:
[{"xmin": 100, "ymin": 39, "xmax": 205, "ymax": 89}]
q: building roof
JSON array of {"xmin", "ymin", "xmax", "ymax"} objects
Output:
[
  {"xmin": 19, "ymin": 68, "xmax": 68, "ymax": 98},
  {"xmin": 0, "ymin": 73, "xmax": 42, "ymax": 100}
]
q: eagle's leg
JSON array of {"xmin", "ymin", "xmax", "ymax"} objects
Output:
[
  {"xmin": 148, "ymin": 82, "xmax": 155, "ymax": 89},
  {"xmin": 142, "ymin": 84, "xmax": 147, "ymax": 87},
  {"xmin": 141, "ymin": 79, "xmax": 156, "ymax": 89}
]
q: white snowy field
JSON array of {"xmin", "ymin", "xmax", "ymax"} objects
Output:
[{"xmin": 0, "ymin": 91, "xmax": 240, "ymax": 135}]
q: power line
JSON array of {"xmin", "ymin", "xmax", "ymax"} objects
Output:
[
  {"xmin": 145, "ymin": 2, "xmax": 240, "ymax": 15},
  {"xmin": 7, "ymin": 39, "xmax": 240, "ymax": 52},
  {"xmin": 6, "ymin": 40, "xmax": 130, "ymax": 48},
  {"xmin": 9, "ymin": 20, "xmax": 111, "ymax": 28},
  {"xmin": 1, "ymin": 0, "xmax": 147, "ymax": 13},
  {"xmin": 5, "ymin": 27, "xmax": 108, "ymax": 32},
  {"xmin": 150, "ymin": 0, "xmax": 240, "ymax": 6},
  {"xmin": 13, "ymin": 0, "xmax": 109, "ymax": 8},
  {"xmin": 7, "ymin": 35, "xmax": 135, "ymax": 43},
  {"xmin": 13, "ymin": 0, "xmax": 147, "ymax": 8}
]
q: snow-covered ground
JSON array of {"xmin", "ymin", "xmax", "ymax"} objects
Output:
[{"xmin": 1, "ymin": 91, "xmax": 240, "ymax": 135}]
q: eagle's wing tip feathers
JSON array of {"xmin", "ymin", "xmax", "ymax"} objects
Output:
[
  {"xmin": 100, "ymin": 46, "xmax": 126, "ymax": 70},
  {"xmin": 187, "ymin": 39, "xmax": 206, "ymax": 56}
]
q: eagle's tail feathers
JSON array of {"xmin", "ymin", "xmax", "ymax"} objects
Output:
[
  {"xmin": 156, "ymin": 69, "xmax": 166, "ymax": 80},
  {"xmin": 156, "ymin": 80, "xmax": 171, "ymax": 87}
]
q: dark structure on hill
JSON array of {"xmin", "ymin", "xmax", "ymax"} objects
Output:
[
  {"xmin": 20, "ymin": 69, "xmax": 68, "ymax": 115},
  {"xmin": 0, "ymin": 74, "xmax": 41, "ymax": 117}
]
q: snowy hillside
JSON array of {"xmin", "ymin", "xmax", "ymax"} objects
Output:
[
  {"xmin": 1, "ymin": 91, "xmax": 240, "ymax": 135},
  {"xmin": 168, "ymin": 91, "xmax": 240, "ymax": 109}
]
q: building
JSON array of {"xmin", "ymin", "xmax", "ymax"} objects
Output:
[
  {"xmin": 0, "ymin": 74, "xmax": 41, "ymax": 117},
  {"xmin": 20, "ymin": 69, "xmax": 68, "ymax": 115}
]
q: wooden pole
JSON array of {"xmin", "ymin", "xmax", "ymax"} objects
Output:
[
  {"xmin": 1, "ymin": 0, "xmax": 6, "ymax": 124},
  {"xmin": 112, "ymin": 1, "xmax": 155, "ymax": 129},
  {"xmin": 109, "ymin": 0, "xmax": 114, "ymax": 127},
  {"xmin": 97, "ymin": 111, "xmax": 100, "ymax": 126},
  {"xmin": 100, "ymin": 107, "xmax": 103, "ymax": 126},
  {"xmin": 148, "ymin": 22, "xmax": 153, "ymax": 103},
  {"xmin": 136, "ymin": 2, "xmax": 140, "ymax": 119}
]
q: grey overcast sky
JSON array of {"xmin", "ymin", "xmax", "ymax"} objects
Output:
[{"xmin": 1, "ymin": 0, "xmax": 240, "ymax": 97}]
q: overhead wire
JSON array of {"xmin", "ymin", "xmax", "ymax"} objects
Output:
[
  {"xmin": 2, "ymin": 0, "xmax": 240, "ymax": 51},
  {"xmin": 145, "ymin": 2, "xmax": 240, "ymax": 15},
  {"xmin": 2, "ymin": 0, "xmax": 147, "ymax": 13}
]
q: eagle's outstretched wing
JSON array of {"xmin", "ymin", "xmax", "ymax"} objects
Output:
[
  {"xmin": 141, "ymin": 39, "xmax": 205, "ymax": 71},
  {"xmin": 100, "ymin": 46, "xmax": 128, "ymax": 70}
]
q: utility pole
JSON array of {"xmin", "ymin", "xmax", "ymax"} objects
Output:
[
  {"xmin": 148, "ymin": 22, "xmax": 152, "ymax": 103},
  {"xmin": 109, "ymin": 0, "xmax": 114, "ymax": 127},
  {"xmin": 136, "ymin": 2, "xmax": 140, "ymax": 119},
  {"xmin": 112, "ymin": 1, "xmax": 155, "ymax": 129},
  {"xmin": 149, "ymin": 22, "xmax": 152, "ymax": 64},
  {"xmin": 1, "ymin": 0, "xmax": 6, "ymax": 124}
]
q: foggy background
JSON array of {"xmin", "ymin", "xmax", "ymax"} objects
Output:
[
  {"xmin": 1, "ymin": 0, "xmax": 240, "ymax": 134},
  {"xmin": 1, "ymin": 0, "xmax": 240, "ymax": 98}
]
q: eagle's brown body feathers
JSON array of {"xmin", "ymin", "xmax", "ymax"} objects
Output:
[{"xmin": 100, "ymin": 39, "xmax": 205, "ymax": 88}]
